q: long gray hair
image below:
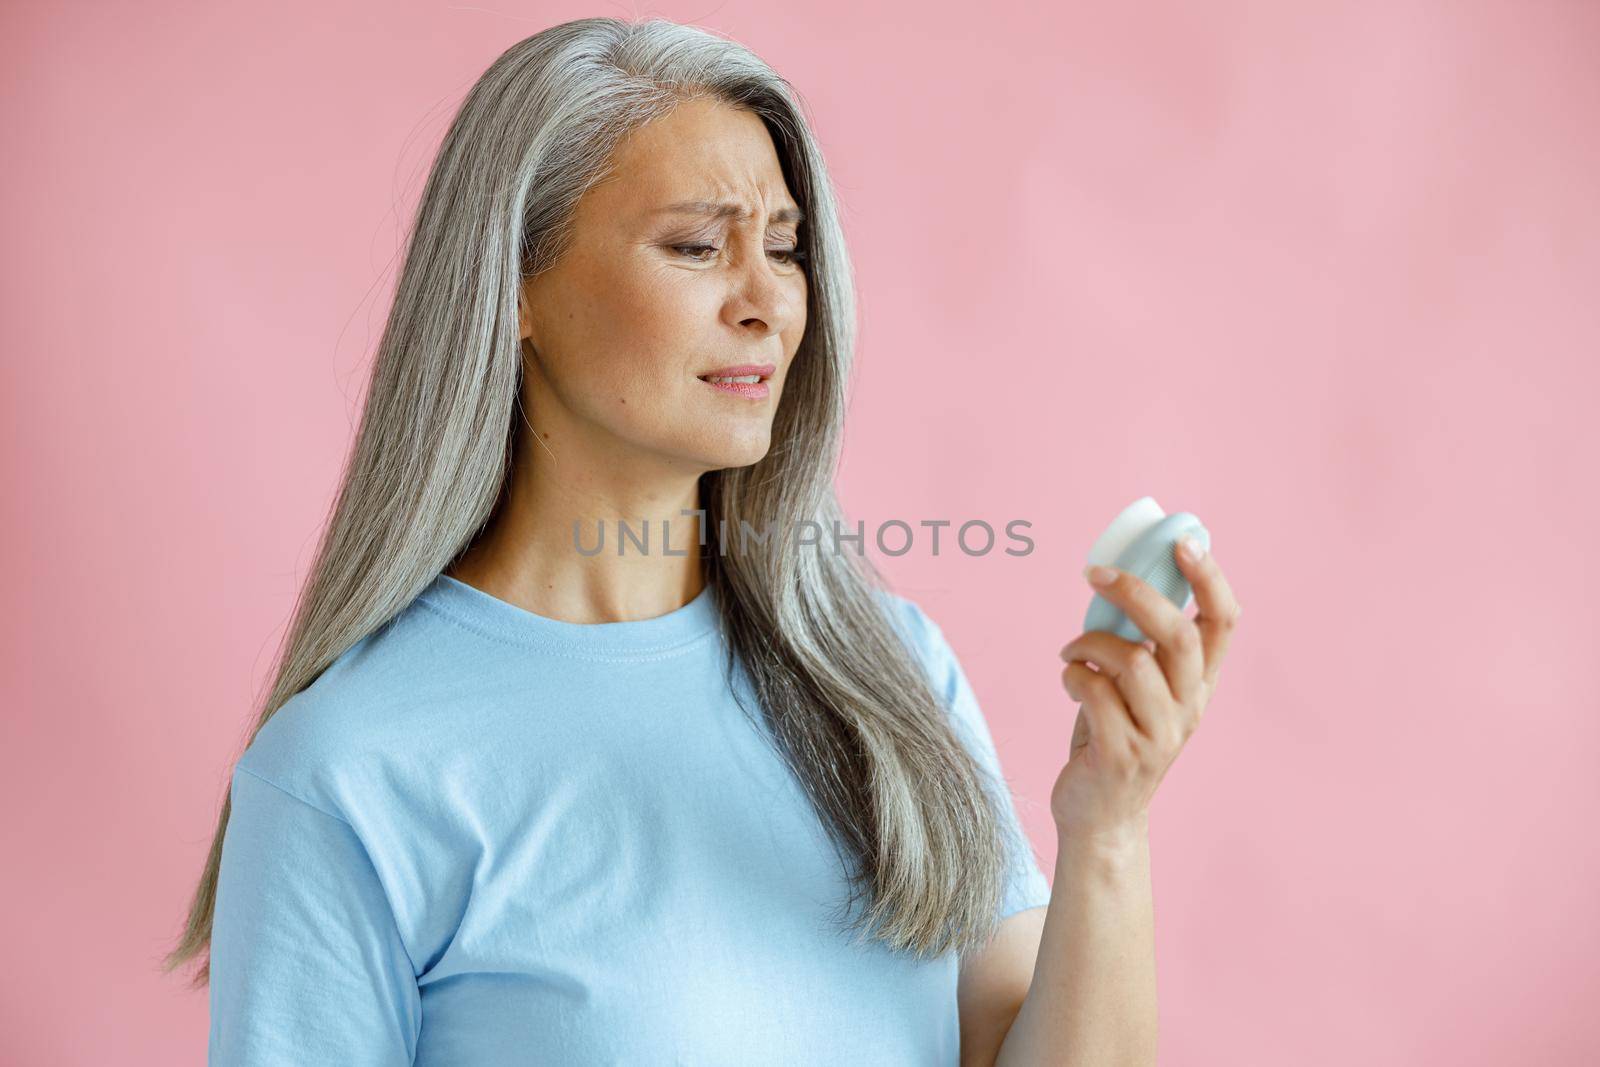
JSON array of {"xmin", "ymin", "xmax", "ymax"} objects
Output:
[{"xmin": 164, "ymin": 15, "xmax": 1023, "ymax": 987}]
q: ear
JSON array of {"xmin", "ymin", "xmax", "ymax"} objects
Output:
[{"xmin": 517, "ymin": 279, "xmax": 535, "ymax": 344}]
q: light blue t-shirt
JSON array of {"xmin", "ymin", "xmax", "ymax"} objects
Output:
[{"xmin": 208, "ymin": 573, "xmax": 1051, "ymax": 1065}]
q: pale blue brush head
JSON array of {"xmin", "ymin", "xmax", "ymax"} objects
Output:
[{"xmin": 1083, "ymin": 498, "xmax": 1211, "ymax": 644}]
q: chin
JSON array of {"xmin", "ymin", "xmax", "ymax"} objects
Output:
[
  {"xmin": 691, "ymin": 433, "xmax": 772, "ymax": 472},
  {"xmin": 711, "ymin": 445, "xmax": 772, "ymax": 471}
]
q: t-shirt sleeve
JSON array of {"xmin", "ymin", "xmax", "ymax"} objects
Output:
[
  {"xmin": 208, "ymin": 764, "xmax": 421, "ymax": 1065},
  {"xmin": 893, "ymin": 596, "xmax": 1053, "ymax": 920}
]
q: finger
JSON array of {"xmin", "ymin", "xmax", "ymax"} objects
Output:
[
  {"xmin": 1070, "ymin": 705, "xmax": 1090, "ymax": 751},
  {"xmin": 1173, "ymin": 538, "xmax": 1243, "ymax": 687},
  {"xmin": 1061, "ymin": 632, "xmax": 1174, "ymax": 741},
  {"xmin": 1062, "ymin": 660, "xmax": 1139, "ymax": 757},
  {"xmin": 1082, "ymin": 565, "xmax": 1203, "ymax": 710},
  {"xmin": 1063, "ymin": 662, "xmax": 1129, "ymax": 760}
]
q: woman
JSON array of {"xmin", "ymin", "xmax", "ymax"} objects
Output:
[{"xmin": 166, "ymin": 17, "xmax": 1240, "ymax": 1066}]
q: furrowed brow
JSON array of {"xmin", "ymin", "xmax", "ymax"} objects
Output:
[{"xmin": 654, "ymin": 200, "xmax": 805, "ymax": 226}]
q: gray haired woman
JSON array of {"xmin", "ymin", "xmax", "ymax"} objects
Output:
[{"xmin": 168, "ymin": 15, "xmax": 1242, "ymax": 1065}]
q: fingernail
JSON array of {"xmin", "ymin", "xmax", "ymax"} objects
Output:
[
  {"xmin": 1179, "ymin": 536, "xmax": 1205, "ymax": 562},
  {"xmin": 1084, "ymin": 564, "xmax": 1118, "ymax": 587}
]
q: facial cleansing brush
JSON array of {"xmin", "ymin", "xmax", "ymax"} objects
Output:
[{"xmin": 1083, "ymin": 496, "xmax": 1211, "ymax": 644}]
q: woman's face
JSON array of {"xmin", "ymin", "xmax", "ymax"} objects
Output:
[{"xmin": 518, "ymin": 96, "xmax": 809, "ymax": 478}]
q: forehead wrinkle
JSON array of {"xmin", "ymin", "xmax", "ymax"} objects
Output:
[{"xmin": 653, "ymin": 199, "xmax": 805, "ymax": 227}]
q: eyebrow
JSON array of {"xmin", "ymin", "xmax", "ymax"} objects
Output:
[{"xmin": 653, "ymin": 199, "xmax": 805, "ymax": 226}]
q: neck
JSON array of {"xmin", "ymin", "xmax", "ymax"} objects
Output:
[{"xmin": 446, "ymin": 446, "xmax": 708, "ymax": 625}]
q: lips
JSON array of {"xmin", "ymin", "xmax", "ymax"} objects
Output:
[{"xmin": 696, "ymin": 362, "xmax": 777, "ymax": 383}]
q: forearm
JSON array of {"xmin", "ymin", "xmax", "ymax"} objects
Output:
[{"xmin": 994, "ymin": 818, "xmax": 1158, "ymax": 1067}]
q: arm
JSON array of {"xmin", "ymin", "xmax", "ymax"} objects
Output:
[
  {"xmin": 994, "ymin": 545, "xmax": 1238, "ymax": 1064},
  {"xmin": 956, "ymin": 906, "xmax": 1047, "ymax": 1066},
  {"xmin": 993, "ymin": 820, "xmax": 1156, "ymax": 1067},
  {"xmin": 961, "ymin": 542, "xmax": 1241, "ymax": 1065},
  {"xmin": 208, "ymin": 765, "xmax": 421, "ymax": 1065}
]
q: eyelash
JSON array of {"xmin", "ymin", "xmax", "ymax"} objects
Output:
[{"xmin": 672, "ymin": 244, "xmax": 809, "ymax": 267}]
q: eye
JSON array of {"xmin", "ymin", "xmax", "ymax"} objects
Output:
[{"xmin": 671, "ymin": 244, "xmax": 809, "ymax": 268}]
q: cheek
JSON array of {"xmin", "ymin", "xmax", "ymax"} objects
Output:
[
  {"xmin": 558, "ymin": 295, "xmax": 718, "ymax": 430},
  {"xmin": 560, "ymin": 275, "xmax": 701, "ymax": 390},
  {"xmin": 784, "ymin": 277, "xmax": 808, "ymax": 343}
]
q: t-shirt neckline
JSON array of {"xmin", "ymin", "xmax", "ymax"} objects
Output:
[{"xmin": 417, "ymin": 572, "xmax": 720, "ymax": 659}]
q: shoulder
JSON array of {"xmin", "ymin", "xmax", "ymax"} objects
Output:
[
  {"xmin": 873, "ymin": 588, "xmax": 1001, "ymax": 756},
  {"xmin": 233, "ymin": 596, "xmax": 451, "ymax": 815},
  {"xmin": 874, "ymin": 588, "xmax": 961, "ymax": 694},
  {"xmin": 877, "ymin": 587, "xmax": 937, "ymax": 647}
]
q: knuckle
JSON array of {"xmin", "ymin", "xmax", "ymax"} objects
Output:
[
  {"xmin": 1061, "ymin": 665, "xmax": 1082, "ymax": 697},
  {"xmin": 1128, "ymin": 645, "xmax": 1157, "ymax": 673}
]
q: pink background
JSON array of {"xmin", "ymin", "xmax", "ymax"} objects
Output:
[{"xmin": 4, "ymin": 1, "xmax": 1597, "ymax": 1063}]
